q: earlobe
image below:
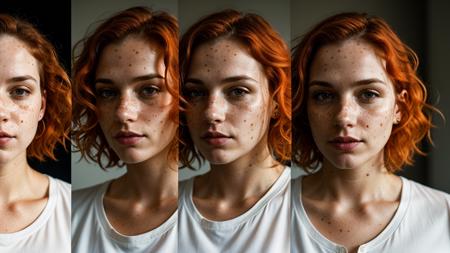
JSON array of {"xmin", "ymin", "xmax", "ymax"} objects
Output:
[
  {"xmin": 39, "ymin": 90, "xmax": 47, "ymax": 121},
  {"xmin": 394, "ymin": 89, "xmax": 407, "ymax": 124}
]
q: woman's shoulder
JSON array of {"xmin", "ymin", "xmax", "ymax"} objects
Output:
[
  {"xmin": 72, "ymin": 181, "xmax": 110, "ymax": 209},
  {"xmin": 404, "ymin": 177, "xmax": 450, "ymax": 209}
]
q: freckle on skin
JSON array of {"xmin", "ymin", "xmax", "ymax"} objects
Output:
[
  {"xmin": 380, "ymin": 123, "xmax": 383, "ymax": 127},
  {"xmin": 366, "ymin": 173, "xmax": 370, "ymax": 177},
  {"xmin": 339, "ymin": 229, "xmax": 343, "ymax": 233},
  {"xmin": 129, "ymin": 64, "xmax": 132, "ymax": 67},
  {"xmin": 366, "ymin": 124, "xmax": 369, "ymax": 128},
  {"xmin": 327, "ymin": 221, "xmax": 331, "ymax": 225}
]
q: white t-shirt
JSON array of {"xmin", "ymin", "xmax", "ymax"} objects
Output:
[
  {"xmin": 291, "ymin": 176, "xmax": 450, "ymax": 253},
  {"xmin": 0, "ymin": 176, "xmax": 71, "ymax": 253},
  {"xmin": 178, "ymin": 167, "xmax": 291, "ymax": 253},
  {"xmin": 72, "ymin": 181, "xmax": 177, "ymax": 253}
]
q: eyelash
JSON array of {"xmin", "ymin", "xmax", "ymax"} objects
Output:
[
  {"xmin": 183, "ymin": 86, "xmax": 250, "ymax": 100},
  {"xmin": 310, "ymin": 89, "xmax": 381, "ymax": 104},
  {"xmin": 10, "ymin": 87, "xmax": 32, "ymax": 99},
  {"xmin": 95, "ymin": 85, "xmax": 161, "ymax": 100}
]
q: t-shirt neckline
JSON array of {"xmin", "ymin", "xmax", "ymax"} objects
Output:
[
  {"xmin": 183, "ymin": 167, "xmax": 290, "ymax": 231},
  {"xmin": 293, "ymin": 176, "xmax": 411, "ymax": 252},
  {"xmin": 0, "ymin": 176, "xmax": 56, "ymax": 244},
  {"xmin": 94, "ymin": 181, "xmax": 177, "ymax": 246}
]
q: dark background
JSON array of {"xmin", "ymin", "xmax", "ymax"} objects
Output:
[
  {"xmin": 291, "ymin": 0, "xmax": 450, "ymax": 192},
  {"xmin": 0, "ymin": 0, "xmax": 71, "ymax": 183}
]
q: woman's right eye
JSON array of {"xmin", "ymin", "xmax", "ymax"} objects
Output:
[
  {"xmin": 311, "ymin": 91, "xmax": 335, "ymax": 103},
  {"xmin": 184, "ymin": 88, "xmax": 206, "ymax": 99},
  {"xmin": 95, "ymin": 88, "xmax": 117, "ymax": 100}
]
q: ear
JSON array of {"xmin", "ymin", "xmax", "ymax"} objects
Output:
[
  {"xmin": 394, "ymin": 89, "xmax": 407, "ymax": 124},
  {"xmin": 39, "ymin": 89, "xmax": 47, "ymax": 121}
]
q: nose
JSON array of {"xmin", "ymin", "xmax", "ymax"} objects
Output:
[
  {"xmin": 204, "ymin": 94, "xmax": 226, "ymax": 124},
  {"xmin": 0, "ymin": 95, "xmax": 11, "ymax": 122},
  {"xmin": 115, "ymin": 93, "xmax": 139, "ymax": 123},
  {"xmin": 334, "ymin": 95, "xmax": 357, "ymax": 128}
]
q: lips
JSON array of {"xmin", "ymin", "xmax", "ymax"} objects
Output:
[
  {"xmin": 329, "ymin": 136, "xmax": 362, "ymax": 152},
  {"xmin": 201, "ymin": 131, "xmax": 231, "ymax": 146},
  {"xmin": 0, "ymin": 131, "xmax": 14, "ymax": 146},
  {"xmin": 114, "ymin": 131, "xmax": 145, "ymax": 145}
]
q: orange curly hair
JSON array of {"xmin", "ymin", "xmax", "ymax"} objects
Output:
[
  {"xmin": 72, "ymin": 7, "xmax": 179, "ymax": 169},
  {"xmin": 292, "ymin": 12, "xmax": 439, "ymax": 173},
  {"xmin": 179, "ymin": 9, "xmax": 291, "ymax": 169},
  {"xmin": 0, "ymin": 14, "xmax": 71, "ymax": 161}
]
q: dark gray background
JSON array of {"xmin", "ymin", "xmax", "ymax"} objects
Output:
[{"xmin": 291, "ymin": 0, "xmax": 450, "ymax": 193}]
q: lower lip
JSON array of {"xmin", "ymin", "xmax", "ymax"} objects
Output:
[
  {"xmin": 203, "ymin": 137, "xmax": 230, "ymax": 146},
  {"xmin": 330, "ymin": 141, "xmax": 360, "ymax": 152},
  {"xmin": 116, "ymin": 136, "xmax": 144, "ymax": 145},
  {"xmin": 0, "ymin": 137, "xmax": 13, "ymax": 146}
]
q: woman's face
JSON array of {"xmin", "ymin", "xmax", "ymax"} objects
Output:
[
  {"xmin": 184, "ymin": 38, "xmax": 273, "ymax": 165},
  {"xmin": 0, "ymin": 35, "xmax": 45, "ymax": 165},
  {"xmin": 307, "ymin": 38, "xmax": 401, "ymax": 170},
  {"xmin": 95, "ymin": 36, "xmax": 176, "ymax": 164}
]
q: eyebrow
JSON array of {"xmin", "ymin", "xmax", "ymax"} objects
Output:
[
  {"xmin": 184, "ymin": 75, "xmax": 258, "ymax": 85},
  {"xmin": 309, "ymin": 78, "xmax": 386, "ymax": 87},
  {"xmin": 94, "ymin": 74, "xmax": 164, "ymax": 85},
  {"xmin": 7, "ymin": 75, "xmax": 39, "ymax": 84}
]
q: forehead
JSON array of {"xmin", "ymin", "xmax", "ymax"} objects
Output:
[
  {"xmin": 0, "ymin": 35, "xmax": 40, "ymax": 81},
  {"xmin": 310, "ymin": 38, "xmax": 390, "ymax": 85},
  {"xmin": 96, "ymin": 36, "xmax": 164, "ymax": 77},
  {"xmin": 188, "ymin": 38, "xmax": 265, "ymax": 81}
]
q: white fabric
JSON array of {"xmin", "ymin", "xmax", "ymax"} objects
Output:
[
  {"xmin": 291, "ymin": 176, "xmax": 450, "ymax": 253},
  {"xmin": 72, "ymin": 180, "xmax": 177, "ymax": 253},
  {"xmin": 0, "ymin": 176, "xmax": 71, "ymax": 253},
  {"xmin": 178, "ymin": 167, "xmax": 291, "ymax": 253}
]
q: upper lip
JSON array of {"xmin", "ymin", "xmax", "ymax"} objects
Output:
[
  {"xmin": 114, "ymin": 130, "xmax": 144, "ymax": 138},
  {"xmin": 329, "ymin": 136, "xmax": 361, "ymax": 143},
  {"xmin": 0, "ymin": 131, "xmax": 13, "ymax": 138},
  {"xmin": 201, "ymin": 131, "xmax": 230, "ymax": 139}
]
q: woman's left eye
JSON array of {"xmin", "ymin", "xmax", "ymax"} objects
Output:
[
  {"xmin": 359, "ymin": 90, "xmax": 380, "ymax": 102},
  {"xmin": 229, "ymin": 87, "xmax": 249, "ymax": 97},
  {"xmin": 140, "ymin": 86, "xmax": 160, "ymax": 97},
  {"xmin": 11, "ymin": 88, "xmax": 31, "ymax": 98}
]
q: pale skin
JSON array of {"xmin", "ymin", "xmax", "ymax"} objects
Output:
[
  {"xmin": 0, "ymin": 35, "xmax": 48, "ymax": 233},
  {"xmin": 94, "ymin": 35, "xmax": 177, "ymax": 235},
  {"xmin": 184, "ymin": 38, "xmax": 283, "ymax": 221},
  {"xmin": 302, "ymin": 38, "xmax": 405, "ymax": 253}
]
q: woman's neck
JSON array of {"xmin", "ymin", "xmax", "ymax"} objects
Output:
[
  {"xmin": 196, "ymin": 143, "xmax": 284, "ymax": 201},
  {"xmin": 304, "ymin": 158, "xmax": 401, "ymax": 205},
  {"xmin": 108, "ymin": 153, "xmax": 178, "ymax": 205},
  {"xmin": 0, "ymin": 153, "xmax": 47, "ymax": 204}
]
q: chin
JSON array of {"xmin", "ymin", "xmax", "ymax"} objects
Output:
[
  {"xmin": 326, "ymin": 154, "xmax": 361, "ymax": 170},
  {"xmin": 116, "ymin": 151, "xmax": 151, "ymax": 165},
  {"xmin": 203, "ymin": 151, "xmax": 235, "ymax": 165}
]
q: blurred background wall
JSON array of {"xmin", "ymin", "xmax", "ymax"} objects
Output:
[
  {"xmin": 71, "ymin": 0, "xmax": 177, "ymax": 190},
  {"xmin": 178, "ymin": 0, "xmax": 291, "ymax": 181},
  {"xmin": 291, "ymin": 0, "xmax": 450, "ymax": 192}
]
